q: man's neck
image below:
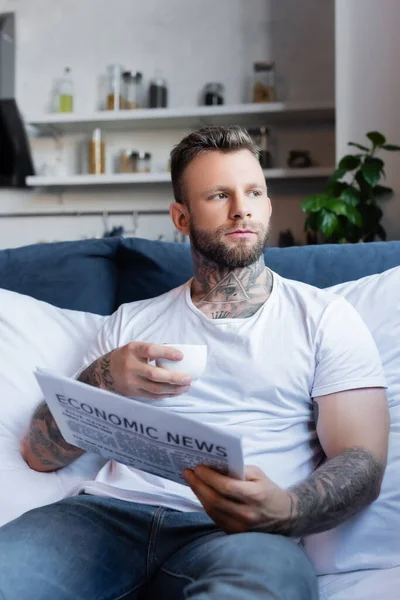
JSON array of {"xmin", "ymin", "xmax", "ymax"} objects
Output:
[{"xmin": 191, "ymin": 251, "xmax": 273, "ymax": 319}]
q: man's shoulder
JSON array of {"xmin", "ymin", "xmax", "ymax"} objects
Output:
[{"xmin": 274, "ymin": 271, "xmax": 340, "ymax": 310}]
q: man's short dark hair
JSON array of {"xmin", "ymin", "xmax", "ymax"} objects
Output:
[{"xmin": 170, "ymin": 126, "xmax": 260, "ymax": 206}]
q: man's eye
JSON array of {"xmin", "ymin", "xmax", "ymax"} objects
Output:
[
  {"xmin": 249, "ymin": 190, "xmax": 262, "ymax": 197},
  {"xmin": 211, "ymin": 193, "xmax": 227, "ymax": 200}
]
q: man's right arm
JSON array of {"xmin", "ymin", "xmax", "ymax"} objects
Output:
[
  {"xmin": 22, "ymin": 343, "xmax": 190, "ymax": 472},
  {"xmin": 21, "ymin": 357, "xmax": 110, "ymax": 472}
]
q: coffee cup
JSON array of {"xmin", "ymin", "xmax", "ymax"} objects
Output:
[{"xmin": 156, "ymin": 344, "xmax": 208, "ymax": 381}]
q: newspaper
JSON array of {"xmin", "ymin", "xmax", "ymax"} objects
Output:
[{"xmin": 34, "ymin": 369, "xmax": 245, "ymax": 486}]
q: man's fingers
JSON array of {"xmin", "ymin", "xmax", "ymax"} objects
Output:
[
  {"xmin": 183, "ymin": 469, "xmax": 239, "ymax": 512},
  {"xmin": 136, "ymin": 376, "xmax": 190, "ymax": 396},
  {"xmin": 134, "ymin": 342, "xmax": 184, "ymax": 362},
  {"xmin": 191, "ymin": 466, "xmax": 250, "ymax": 502},
  {"xmin": 184, "ymin": 470, "xmax": 252, "ymax": 532},
  {"xmin": 141, "ymin": 364, "xmax": 191, "ymax": 386}
]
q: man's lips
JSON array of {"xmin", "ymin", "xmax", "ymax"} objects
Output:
[{"xmin": 226, "ymin": 230, "xmax": 256, "ymax": 238}]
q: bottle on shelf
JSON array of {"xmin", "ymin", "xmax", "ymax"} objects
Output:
[
  {"xmin": 106, "ymin": 64, "xmax": 124, "ymax": 111},
  {"xmin": 57, "ymin": 67, "xmax": 74, "ymax": 113},
  {"xmin": 148, "ymin": 71, "xmax": 168, "ymax": 108},
  {"xmin": 122, "ymin": 71, "xmax": 143, "ymax": 109},
  {"xmin": 88, "ymin": 129, "xmax": 105, "ymax": 175}
]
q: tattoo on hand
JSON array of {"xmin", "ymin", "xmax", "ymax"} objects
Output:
[{"xmin": 281, "ymin": 447, "xmax": 385, "ymax": 537}]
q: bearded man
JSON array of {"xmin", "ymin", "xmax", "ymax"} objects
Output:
[{"xmin": 0, "ymin": 126, "xmax": 388, "ymax": 600}]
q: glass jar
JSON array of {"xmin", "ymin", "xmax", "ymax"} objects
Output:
[
  {"xmin": 148, "ymin": 73, "xmax": 168, "ymax": 108},
  {"xmin": 203, "ymin": 82, "xmax": 225, "ymax": 106},
  {"xmin": 106, "ymin": 64, "xmax": 124, "ymax": 111},
  {"xmin": 122, "ymin": 71, "xmax": 143, "ymax": 109},
  {"xmin": 131, "ymin": 151, "xmax": 151, "ymax": 173},
  {"xmin": 252, "ymin": 62, "xmax": 276, "ymax": 103}
]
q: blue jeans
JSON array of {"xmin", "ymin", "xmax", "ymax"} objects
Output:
[{"xmin": 0, "ymin": 494, "xmax": 318, "ymax": 600}]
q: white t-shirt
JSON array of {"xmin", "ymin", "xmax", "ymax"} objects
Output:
[{"xmin": 75, "ymin": 272, "xmax": 386, "ymax": 512}]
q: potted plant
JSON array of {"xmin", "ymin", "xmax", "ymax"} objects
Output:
[{"xmin": 301, "ymin": 132, "xmax": 400, "ymax": 243}]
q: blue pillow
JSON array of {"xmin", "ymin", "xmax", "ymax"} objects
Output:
[
  {"xmin": 265, "ymin": 241, "xmax": 400, "ymax": 288},
  {"xmin": 116, "ymin": 238, "xmax": 400, "ymax": 305},
  {"xmin": 116, "ymin": 238, "xmax": 193, "ymax": 306},
  {"xmin": 0, "ymin": 238, "xmax": 119, "ymax": 314}
]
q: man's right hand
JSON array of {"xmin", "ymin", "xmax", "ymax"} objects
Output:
[{"xmin": 79, "ymin": 342, "xmax": 192, "ymax": 399}]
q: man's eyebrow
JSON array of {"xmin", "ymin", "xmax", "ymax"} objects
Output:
[
  {"xmin": 203, "ymin": 182, "xmax": 266, "ymax": 196},
  {"xmin": 245, "ymin": 182, "xmax": 267, "ymax": 190},
  {"xmin": 202, "ymin": 185, "xmax": 232, "ymax": 196}
]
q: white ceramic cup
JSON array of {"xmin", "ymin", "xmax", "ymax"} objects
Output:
[{"xmin": 155, "ymin": 344, "xmax": 208, "ymax": 381}]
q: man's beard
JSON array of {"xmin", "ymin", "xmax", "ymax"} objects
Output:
[{"xmin": 189, "ymin": 220, "xmax": 270, "ymax": 269}]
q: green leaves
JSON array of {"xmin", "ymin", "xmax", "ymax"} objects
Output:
[
  {"xmin": 329, "ymin": 167, "xmax": 347, "ymax": 182},
  {"xmin": 301, "ymin": 194, "xmax": 326, "ymax": 213},
  {"xmin": 361, "ymin": 157, "xmax": 383, "ymax": 187},
  {"xmin": 302, "ymin": 130, "xmax": 393, "ymax": 243},
  {"xmin": 366, "ymin": 131, "xmax": 386, "ymax": 148},
  {"xmin": 319, "ymin": 210, "xmax": 339, "ymax": 238},
  {"xmin": 348, "ymin": 142, "xmax": 369, "ymax": 151},
  {"xmin": 301, "ymin": 194, "xmax": 362, "ymax": 235},
  {"xmin": 338, "ymin": 155, "xmax": 361, "ymax": 171},
  {"xmin": 382, "ymin": 144, "xmax": 400, "ymax": 151},
  {"xmin": 374, "ymin": 184, "xmax": 393, "ymax": 198},
  {"xmin": 339, "ymin": 186, "xmax": 360, "ymax": 206}
]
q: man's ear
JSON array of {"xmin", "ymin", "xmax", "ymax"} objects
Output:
[{"xmin": 170, "ymin": 202, "xmax": 190, "ymax": 236}]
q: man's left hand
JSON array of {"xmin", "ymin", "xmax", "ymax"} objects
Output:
[{"xmin": 183, "ymin": 465, "xmax": 293, "ymax": 535}]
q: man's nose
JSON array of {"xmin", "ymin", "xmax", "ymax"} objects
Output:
[{"xmin": 230, "ymin": 192, "xmax": 252, "ymax": 220}]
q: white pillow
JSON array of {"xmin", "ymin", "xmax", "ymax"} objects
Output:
[
  {"xmin": 0, "ymin": 288, "xmax": 107, "ymax": 527},
  {"xmin": 304, "ymin": 266, "xmax": 400, "ymax": 576}
]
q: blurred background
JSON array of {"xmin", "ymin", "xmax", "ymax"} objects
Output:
[{"xmin": 0, "ymin": 0, "xmax": 398, "ymax": 249}]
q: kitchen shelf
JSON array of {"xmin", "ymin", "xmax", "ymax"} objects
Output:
[
  {"xmin": 27, "ymin": 102, "xmax": 335, "ymax": 135},
  {"xmin": 26, "ymin": 167, "xmax": 333, "ymax": 189}
]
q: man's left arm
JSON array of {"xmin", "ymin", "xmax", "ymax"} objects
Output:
[
  {"xmin": 183, "ymin": 387, "xmax": 389, "ymax": 537},
  {"xmin": 284, "ymin": 386, "xmax": 389, "ymax": 536}
]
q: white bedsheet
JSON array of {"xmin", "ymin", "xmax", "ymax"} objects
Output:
[{"xmin": 318, "ymin": 566, "xmax": 400, "ymax": 600}]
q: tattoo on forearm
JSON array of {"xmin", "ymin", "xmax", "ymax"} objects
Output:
[
  {"xmin": 25, "ymin": 401, "xmax": 84, "ymax": 470},
  {"xmin": 78, "ymin": 351, "xmax": 116, "ymax": 392},
  {"xmin": 99, "ymin": 352, "xmax": 116, "ymax": 391},
  {"xmin": 281, "ymin": 447, "xmax": 385, "ymax": 537}
]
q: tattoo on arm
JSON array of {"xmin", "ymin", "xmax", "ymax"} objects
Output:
[
  {"xmin": 78, "ymin": 350, "xmax": 116, "ymax": 392},
  {"xmin": 280, "ymin": 447, "xmax": 385, "ymax": 537},
  {"xmin": 24, "ymin": 350, "xmax": 118, "ymax": 471},
  {"xmin": 24, "ymin": 401, "xmax": 84, "ymax": 471}
]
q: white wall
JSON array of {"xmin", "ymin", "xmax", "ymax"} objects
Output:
[
  {"xmin": 336, "ymin": 0, "xmax": 400, "ymax": 240},
  {"xmin": 0, "ymin": 0, "xmax": 334, "ymax": 249}
]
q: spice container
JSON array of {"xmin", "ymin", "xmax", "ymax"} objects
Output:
[
  {"xmin": 122, "ymin": 71, "xmax": 143, "ymax": 109},
  {"xmin": 203, "ymin": 82, "xmax": 224, "ymax": 106},
  {"xmin": 131, "ymin": 151, "xmax": 151, "ymax": 173},
  {"xmin": 57, "ymin": 67, "xmax": 74, "ymax": 113},
  {"xmin": 252, "ymin": 62, "xmax": 276, "ymax": 103},
  {"xmin": 119, "ymin": 150, "xmax": 134, "ymax": 173},
  {"xmin": 148, "ymin": 73, "xmax": 168, "ymax": 108},
  {"xmin": 106, "ymin": 64, "xmax": 124, "ymax": 110},
  {"xmin": 88, "ymin": 129, "xmax": 105, "ymax": 175}
]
